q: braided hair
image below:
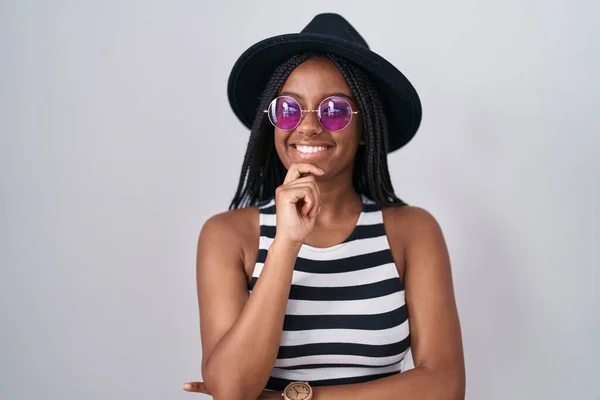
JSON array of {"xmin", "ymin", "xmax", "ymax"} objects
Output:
[{"xmin": 229, "ymin": 52, "xmax": 405, "ymax": 209}]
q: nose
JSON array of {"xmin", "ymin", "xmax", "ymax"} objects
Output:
[{"xmin": 296, "ymin": 110, "xmax": 322, "ymax": 136}]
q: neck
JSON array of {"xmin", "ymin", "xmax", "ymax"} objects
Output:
[{"xmin": 314, "ymin": 172, "xmax": 363, "ymax": 224}]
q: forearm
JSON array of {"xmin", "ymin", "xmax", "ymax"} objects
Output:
[
  {"xmin": 312, "ymin": 366, "xmax": 465, "ymax": 400},
  {"xmin": 203, "ymin": 239, "xmax": 301, "ymax": 400}
]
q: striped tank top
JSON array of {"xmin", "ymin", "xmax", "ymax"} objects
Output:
[{"xmin": 248, "ymin": 195, "xmax": 411, "ymax": 391}]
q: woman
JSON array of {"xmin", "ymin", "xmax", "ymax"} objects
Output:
[{"xmin": 184, "ymin": 13, "xmax": 465, "ymax": 400}]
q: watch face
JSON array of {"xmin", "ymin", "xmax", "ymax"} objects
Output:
[{"xmin": 285, "ymin": 382, "xmax": 311, "ymax": 400}]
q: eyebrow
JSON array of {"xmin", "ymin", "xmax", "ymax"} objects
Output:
[{"xmin": 279, "ymin": 91, "xmax": 355, "ymax": 102}]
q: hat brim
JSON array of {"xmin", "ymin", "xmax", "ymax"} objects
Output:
[{"xmin": 227, "ymin": 33, "xmax": 422, "ymax": 153}]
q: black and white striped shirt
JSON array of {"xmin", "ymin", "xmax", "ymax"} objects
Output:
[{"xmin": 248, "ymin": 195, "xmax": 411, "ymax": 391}]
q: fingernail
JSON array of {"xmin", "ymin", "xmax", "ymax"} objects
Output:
[
  {"xmin": 183, "ymin": 383, "xmax": 191, "ymax": 390},
  {"xmin": 318, "ymin": 168, "xmax": 325, "ymax": 173}
]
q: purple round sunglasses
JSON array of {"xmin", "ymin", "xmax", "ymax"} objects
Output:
[{"xmin": 264, "ymin": 95, "xmax": 359, "ymax": 132}]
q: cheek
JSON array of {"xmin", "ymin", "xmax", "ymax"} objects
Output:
[
  {"xmin": 340, "ymin": 122, "xmax": 362, "ymax": 149},
  {"xmin": 330, "ymin": 130, "xmax": 361, "ymax": 164},
  {"xmin": 273, "ymin": 130, "xmax": 290, "ymax": 162},
  {"xmin": 274, "ymin": 129, "xmax": 287, "ymax": 148}
]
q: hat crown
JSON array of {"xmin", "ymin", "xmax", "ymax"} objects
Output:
[{"xmin": 301, "ymin": 13, "xmax": 370, "ymax": 49}]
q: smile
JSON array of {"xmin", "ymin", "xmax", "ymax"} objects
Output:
[
  {"xmin": 294, "ymin": 145, "xmax": 331, "ymax": 154},
  {"xmin": 291, "ymin": 144, "xmax": 334, "ymax": 160}
]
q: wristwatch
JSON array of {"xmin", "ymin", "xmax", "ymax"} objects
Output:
[{"xmin": 281, "ymin": 381, "xmax": 313, "ymax": 400}]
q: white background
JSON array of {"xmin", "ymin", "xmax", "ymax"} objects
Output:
[{"xmin": 1, "ymin": 1, "xmax": 599, "ymax": 399}]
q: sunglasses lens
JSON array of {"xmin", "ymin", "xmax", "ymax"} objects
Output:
[
  {"xmin": 267, "ymin": 96, "xmax": 302, "ymax": 130},
  {"xmin": 319, "ymin": 97, "xmax": 353, "ymax": 131}
]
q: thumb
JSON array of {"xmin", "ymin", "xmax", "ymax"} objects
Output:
[{"xmin": 182, "ymin": 381, "xmax": 210, "ymax": 394}]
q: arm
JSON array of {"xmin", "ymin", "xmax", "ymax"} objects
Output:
[
  {"xmin": 198, "ymin": 164, "xmax": 324, "ymax": 400},
  {"xmin": 309, "ymin": 206, "xmax": 465, "ymax": 399},
  {"xmin": 197, "ymin": 212, "xmax": 301, "ymax": 400}
]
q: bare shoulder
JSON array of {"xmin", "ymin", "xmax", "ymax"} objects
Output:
[
  {"xmin": 382, "ymin": 204, "xmax": 444, "ymax": 242},
  {"xmin": 198, "ymin": 206, "xmax": 261, "ymax": 276},
  {"xmin": 200, "ymin": 206, "xmax": 259, "ymax": 241}
]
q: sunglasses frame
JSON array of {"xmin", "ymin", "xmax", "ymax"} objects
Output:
[{"xmin": 263, "ymin": 95, "xmax": 359, "ymax": 132}]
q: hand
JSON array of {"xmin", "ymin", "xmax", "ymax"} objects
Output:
[
  {"xmin": 182, "ymin": 381, "xmax": 210, "ymax": 395},
  {"xmin": 275, "ymin": 163, "xmax": 324, "ymax": 245},
  {"xmin": 182, "ymin": 381, "xmax": 281, "ymax": 399}
]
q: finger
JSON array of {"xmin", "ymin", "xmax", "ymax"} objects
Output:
[
  {"xmin": 295, "ymin": 188, "xmax": 314, "ymax": 217},
  {"xmin": 280, "ymin": 186, "xmax": 316, "ymax": 216},
  {"xmin": 283, "ymin": 163, "xmax": 325, "ymax": 184},
  {"xmin": 302, "ymin": 198, "xmax": 313, "ymax": 218},
  {"xmin": 293, "ymin": 176, "xmax": 321, "ymax": 217},
  {"xmin": 292, "ymin": 183, "xmax": 320, "ymax": 218},
  {"xmin": 182, "ymin": 382, "xmax": 210, "ymax": 394},
  {"xmin": 284, "ymin": 179, "xmax": 321, "ymax": 218},
  {"xmin": 283, "ymin": 177, "xmax": 318, "ymax": 192}
]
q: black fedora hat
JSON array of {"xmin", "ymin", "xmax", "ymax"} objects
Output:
[{"xmin": 227, "ymin": 13, "xmax": 422, "ymax": 153}]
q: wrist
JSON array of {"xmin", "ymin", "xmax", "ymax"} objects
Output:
[
  {"xmin": 258, "ymin": 391, "xmax": 283, "ymax": 400},
  {"xmin": 282, "ymin": 381, "xmax": 313, "ymax": 400},
  {"xmin": 271, "ymin": 236, "xmax": 304, "ymax": 253}
]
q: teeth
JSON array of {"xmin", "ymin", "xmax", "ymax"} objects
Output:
[{"xmin": 295, "ymin": 145, "xmax": 328, "ymax": 153}]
